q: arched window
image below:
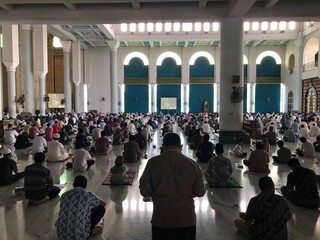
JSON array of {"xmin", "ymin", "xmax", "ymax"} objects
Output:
[
  {"xmin": 288, "ymin": 54, "xmax": 295, "ymax": 74},
  {"xmin": 306, "ymin": 87, "xmax": 317, "ymax": 113}
]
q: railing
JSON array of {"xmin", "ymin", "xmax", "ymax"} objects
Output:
[{"xmin": 303, "ymin": 61, "xmax": 318, "ymax": 72}]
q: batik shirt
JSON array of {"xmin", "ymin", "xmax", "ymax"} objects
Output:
[
  {"xmin": 56, "ymin": 187, "xmax": 100, "ymax": 240},
  {"xmin": 245, "ymin": 192, "xmax": 291, "ymax": 240}
]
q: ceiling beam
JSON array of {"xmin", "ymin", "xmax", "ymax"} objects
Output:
[
  {"xmin": 184, "ymin": 41, "xmax": 188, "ymax": 47},
  {"xmin": 64, "ymin": 3, "xmax": 77, "ymax": 11},
  {"xmin": 149, "ymin": 41, "xmax": 154, "ymax": 48},
  {"xmin": 0, "ymin": 4, "xmax": 14, "ymax": 11},
  {"xmin": 198, "ymin": 0, "xmax": 208, "ymax": 9},
  {"xmin": 264, "ymin": 0, "xmax": 280, "ymax": 8},
  {"xmin": 228, "ymin": 0, "xmax": 256, "ymax": 17},
  {"xmin": 131, "ymin": 0, "xmax": 140, "ymax": 10},
  {"xmin": 97, "ymin": 24, "xmax": 115, "ymax": 39},
  {"xmin": 252, "ymin": 39, "xmax": 264, "ymax": 47}
]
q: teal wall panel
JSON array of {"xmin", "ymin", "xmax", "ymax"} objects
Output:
[
  {"xmin": 157, "ymin": 84, "xmax": 181, "ymax": 114},
  {"xmin": 189, "ymin": 84, "xmax": 213, "ymax": 113},
  {"xmin": 124, "ymin": 57, "xmax": 148, "ymax": 78},
  {"xmin": 255, "ymin": 84, "xmax": 280, "ymax": 113},
  {"xmin": 256, "ymin": 56, "xmax": 281, "ymax": 77},
  {"xmin": 190, "ymin": 57, "xmax": 214, "ymax": 78},
  {"xmin": 124, "ymin": 84, "xmax": 149, "ymax": 113},
  {"xmin": 157, "ymin": 58, "xmax": 181, "ymax": 78}
]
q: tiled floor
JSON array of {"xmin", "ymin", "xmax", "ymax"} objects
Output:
[{"xmin": 0, "ymin": 124, "xmax": 320, "ymax": 240}]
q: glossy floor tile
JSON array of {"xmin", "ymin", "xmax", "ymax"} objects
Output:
[{"xmin": 0, "ymin": 125, "xmax": 320, "ymax": 240}]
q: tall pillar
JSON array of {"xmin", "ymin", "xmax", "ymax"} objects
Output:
[
  {"xmin": 149, "ymin": 48, "xmax": 157, "ymax": 113},
  {"xmin": 20, "ymin": 25, "xmax": 34, "ymax": 113},
  {"xmin": 297, "ymin": 32, "xmax": 303, "ymax": 112},
  {"xmin": 219, "ymin": 17, "xmax": 244, "ymax": 143},
  {"xmin": 84, "ymin": 49, "xmax": 92, "ymax": 112},
  {"xmin": 61, "ymin": 41, "xmax": 72, "ymax": 113},
  {"xmin": 247, "ymin": 46, "xmax": 257, "ymax": 113},
  {"xmin": 214, "ymin": 46, "xmax": 221, "ymax": 113},
  {"xmin": 34, "ymin": 25, "xmax": 48, "ymax": 116},
  {"xmin": 108, "ymin": 40, "xmax": 119, "ymax": 113},
  {"xmin": 72, "ymin": 40, "xmax": 82, "ymax": 113},
  {"xmin": 181, "ymin": 48, "xmax": 189, "ymax": 113},
  {"xmin": 2, "ymin": 25, "xmax": 19, "ymax": 118}
]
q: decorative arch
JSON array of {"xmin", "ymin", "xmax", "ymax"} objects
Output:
[
  {"xmin": 288, "ymin": 54, "xmax": 295, "ymax": 74},
  {"xmin": 287, "ymin": 91, "xmax": 294, "ymax": 113},
  {"xmin": 156, "ymin": 52, "xmax": 182, "ymax": 66},
  {"xmin": 306, "ymin": 87, "xmax": 317, "ymax": 113},
  {"xmin": 189, "ymin": 51, "xmax": 214, "ymax": 65},
  {"xmin": 256, "ymin": 51, "xmax": 281, "ymax": 64},
  {"xmin": 243, "ymin": 55, "xmax": 248, "ymax": 65},
  {"xmin": 124, "ymin": 52, "xmax": 149, "ymax": 65},
  {"xmin": 303, "ymin": 37, "xmax": 319, "ymax": 65}
]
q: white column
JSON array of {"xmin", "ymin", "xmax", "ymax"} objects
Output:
[
  {"xmin": 34, "ymin": 25, "xmax": 48, "ymax": 116},
  {"xmin": 297, "ymin": 32, "xmax": 303, "ymax": 112},
  {"xmin": 61, "ymin": 41, "xmax": 72, "ymax": 113},
  {"xmin": 108, "ymin": 40, "xmax": 119, "ymax": 113},
  {"xmin": 2, "ymin": 25, "xmax": 19, "ymax": 118},
  {"xmin": 20, "ymin": 24, "xmax": 34, "ymax": 113},
  {"xmin": 181, "ymin": 47, "xmax": 189, "ymax": 113},
  {"xmin": 84, "ymin": 49, "xmax": 91, "ymax": 111},
  {"xmin": 248, "ymin": 46, "xmax": 257, "ymax": 113},
  {"xmin": 72, "ymin": 40, "xmax": 82, "ymax": 113},
  {"xmin": 214, "ymin": 46, "xmax": 221, "ymax": 113},
  {"xmin": 219, "ymin": 17, "xmax": 244, "ymax": 140},
  {"xmin": 149, "ymin": 48, "xmax": 157, "ymax": 113}
]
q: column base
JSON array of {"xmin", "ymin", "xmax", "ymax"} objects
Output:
[{"xmin": 218, "ymin": 131, "xmax": 250, "ymax": 144}]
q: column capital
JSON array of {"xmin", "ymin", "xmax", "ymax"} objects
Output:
[
  {"xmin": 36, "ymin": 71, "xmax": 48, "ymax": 79},
  {"xmin": 3, "ymin": 62, "xmax": 18, "ymax": 71},
  {"xmin": 20, "ymin": 24, "xmax": 32, "ymax": 31},
  {"xmin": 61, "ymin": 40, "xmax": 72, "ymax": 52},
  {"xmin": 108, "ymin": 40, "xmax": 119, "ymax": 51}
]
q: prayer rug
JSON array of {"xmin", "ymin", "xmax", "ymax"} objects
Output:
[
  {"xmin": 209, "ymin": 177, "xmax": 243, "ymax": 188},
  {"xmin": 102, "ymin": 171, "xmax": 136, "ymax": 185}
]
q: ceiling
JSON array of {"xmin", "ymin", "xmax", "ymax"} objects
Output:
[{"xmin": 1, "ymin": 0, "xmax": 319, "ymax": 48}]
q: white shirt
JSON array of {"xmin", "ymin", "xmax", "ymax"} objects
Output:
[
  {"xmin": 46, "ymin": 140, "xmax": 69, "ymax": 162},
  {"xmin": 73, "ymin": 148, "xmax": 92, "ymax": 172},
  {"xmin": 92, "ymin": 127, "xmax": 103, "ymax": 141},
  {"xmin": 4, "ymin": 128, "xmax": 19, "ymax": 145},
  {"xmin": 32, "ymin": 135, "xmax": 47, "ymax": 154},
  {"xmin": 128, "ymin": 123, "xmax": 137, "ymax": 135},
  {"xmin": 202, "ymin": 123, "xmax": 211, "ymax": 134},
  {"xmin": 298, "ymin": 128, "xmax": 308, "ymax": 139}
]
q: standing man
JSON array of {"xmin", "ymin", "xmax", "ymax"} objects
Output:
[
  {"xmin": 140, "ymin": 133, "xmax": 205, "ymax": 240},
  {"xmin": 56, "ymin": 175, "xmax": 106, "ymax": 239}
]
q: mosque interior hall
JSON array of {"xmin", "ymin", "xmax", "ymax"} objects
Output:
[{"xmin": 0, "ymin": 1, "xmax": 320, "ymax": 240}]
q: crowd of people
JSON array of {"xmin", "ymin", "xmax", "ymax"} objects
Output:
[{"xmin": 0, "ymin": 110, "xmax": 320, "ymax": 239}]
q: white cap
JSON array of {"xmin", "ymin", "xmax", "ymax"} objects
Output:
[
  {"xmin": 53, "ymin": 133, "xmax": 60, "ymax": 139},
  {"xmin": 2, "ymin": 148, "xmax": 12, "ymax": 155},
  {"xmin": 39, "ymin": 129, "xmax": 45, "ymax": 135}
]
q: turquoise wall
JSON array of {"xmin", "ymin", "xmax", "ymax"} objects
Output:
[
  {"xmin": 157, "ymin": 58, "xmax": 181, "ymax": 78},
  {"xmin": 256, "ymin": 56, "xmax": 281, "ymax": 77},
  {"xmin": 157, "ymin": 84, "xmax": 181, "ymax": 114},
  {"xmin": 124, "ymin": 57, "xmax": 148, "ymax": 78},
  {"xmin": 243, "ymin": 84, "xmax": 247, "ymax": 113},
  {"xmin": 190, "ymin": 57, "xmax": 214, "ymax": 78},
  {"xmin": 124, "ymin": 84, "xmax": 149, "ymax": 113},
  {"xmin": 255, "ymin": 84, "xmax": 280, "ymax": 113},
  {"xmin": 189, "ymin": 84, "xmax": 213, "ymax": 113}
]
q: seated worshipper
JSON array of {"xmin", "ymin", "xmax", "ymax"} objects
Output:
[
  {"xmin": 121, "ymin": 122, "xmax": 129, "ymax": 139},
  {"xmin": 14, "ymin": 131, "xmax": 30, "ymax": 149},
  {"xmin": 134, "ymin": 128, "xmax": 147, "ymax": 150},
  {"xmin": 112, "ymin": 128, "xmax": 125, "ymax": 145},
  {"xmin": 64, "ymin": 123, "xmax": 75, "ymax": 136},
  {"xmin": 52, "ymin": 120, "xmax": 60, "ymax": 133},
  {"xmin": 75, "ymin": 128, "xmax": 90, "ymax": 149},
  {"xmin": 297, "ymin": 124, "xmax": 308, "ymax": 149},
  {"xmin": 56, "ymin": 176, "xmax": 106, "ymax": 239},
  {"xmin": 46, "ymin": 133, "xmax": 70, "ymax": 162},
  {"xmin": 283, "ymin": 127, "xmax": 296, "ymax": 142},
  {"xmin": 309, "ymin": 122, "xmax": 319, "ymax": 143},
  {"xmin": 261, "ymin": 135, "xmax": 270, "ymax": 153},
  {"xmin": 66, "ymin": 143, "xmax": 95, "ymax": 171},
  {"xmin": 313, "ymin": 135, "xmax": 320, "ymax": 152},
  {"xmin": 266, "ymin": 126, "xmax": 277, "ymax": 145},
  {"xmin": 45, "ymin": 123, "xmax": 53, "ymax": 141},
  {"xmin": 184, "ymin": 122, "xmax": 193, "ymax": 136},
  {"xmin": 243, "ymin": 142, "xmax": 270, "ymax": 173},
  {"xmin": 24, "ymin": 152, "xmax": 60, "ymax": 206},
  {"xmin": 0, "ymin": 148, "xmax": 24, "ymax": 186},
  {"xmin": 234, "ymin": 176, "xmax": 291, "ymax": 239},
  {"xmin": 141, "ymin": 124, "xmax": 153, "ymax": 142},
  {"xmin": 296, "ymin": 137, "xmax": 315, "ymax": 158},
  {"xmin": 92, "ymin": 125, "xmax": 103, "ymax": 142},
  {"xmin": 58, "ymin": 126, "xmax": 71, "ymax": 145},
  {"xmin": 4, "ymin": 123, "xmax": 19, "ymax": 147},
  {"xmin": 110, "ymin": 156, "xmax": 129, "ymax": 185},
  {"xmin": 272, "ymin": 140, "xmax": 292, "ymax": 164},
  {"xmin": 187, "ymin": 126, "xmax": 197, "ymax": 143},
  {"xmin": 196, "ymin": 134, "xmax": 215, "ymax": 163},
  {"xmin": 190, "ymin": 129, "xmax": 203, "ymax": 150},
  {"xmin": 230, "ymin": 139, "xmax": 247, "ymax": 157},
  {"xmin": 123, "ymin": 134, "xmax": 141, "ymax": 163},
  {"xmin": 31, "ymin": 129, "xmax": 47, "ymax": 155},
  {"xmin": 281, "ymin": 158, "xmax": 320, "ymax": 209},
  {"xmin": 104, "ymin": 122, "xmax": 114, "ymax": 137},
  {"xmin": 206, "ymin": 143, "xmax": 233, "ymax": 187},
  {"xmin": 28, "ymin": 124, "xmax": 39, "ymax": 139},
  {"xmin": 95, "ymin": 131, "xmax": 113, "ymax": 154},
  {"xmin": 201, "ymin": 121, "xmax": 211, "ymax": 135}
]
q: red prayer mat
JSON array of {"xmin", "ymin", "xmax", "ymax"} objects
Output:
[{"xmin": 102, "ymin": 171, "xmax": 136, "ymax": 185}]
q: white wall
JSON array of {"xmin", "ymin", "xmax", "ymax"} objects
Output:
[{"xmin": 87, "ymin": 47, "xmax": 111, "ymax": 112}]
